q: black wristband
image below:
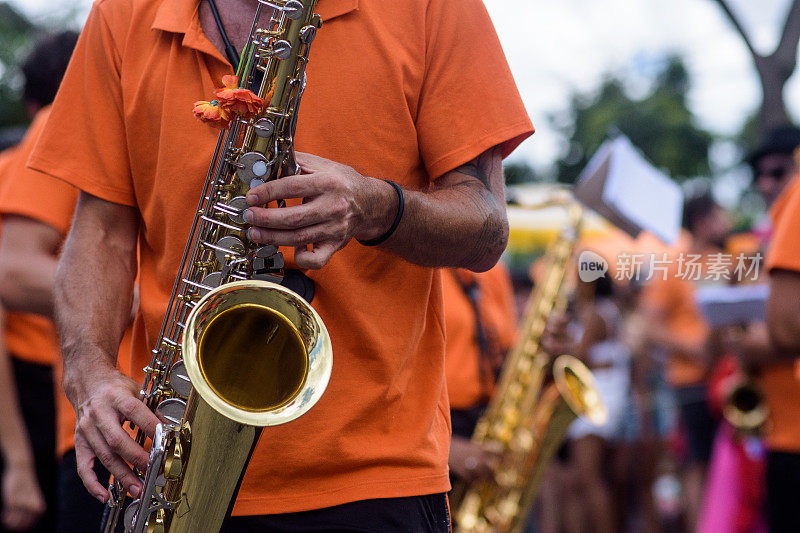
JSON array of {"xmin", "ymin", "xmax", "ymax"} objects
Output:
[{"xmin": 357, "ymin": 180, "xmax": 405, "ymax": 247}]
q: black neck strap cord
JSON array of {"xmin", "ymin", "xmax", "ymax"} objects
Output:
[
  {"xmin": 207, "ymin": 0, "xmax": 240, "ymax": 70},
  {"xmin": 455, "ymin": 275, "xmax": 495, "ymax": 402}
]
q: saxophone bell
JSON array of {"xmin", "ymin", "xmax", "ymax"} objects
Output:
[
  {"xmin": 722, "ymin": 378, "xmax": 768, "ymax": 437},
  {"xmin": 127, "ymin": 281, "xmax": 332, "ymax": 533}
]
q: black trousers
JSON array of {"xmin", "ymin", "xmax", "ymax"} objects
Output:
[
  {"xmin": 766, "ymin": 450, "xmax": 800, "ymax": 533},
  {"xmin": 0, "ymin": 357, "xmax": 56, "ymax": 533},
  {"xmin": 56, "ymin": 449, "xmax": 110, "ymax": 533},
  {"xmin": 222, "ymin": 493, "xmax": 451, "ymax": 533}
]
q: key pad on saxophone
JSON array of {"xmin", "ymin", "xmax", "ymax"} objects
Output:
[{"xmin": 100, "ymin": 2, "xmax": 332, "ymax": 532}]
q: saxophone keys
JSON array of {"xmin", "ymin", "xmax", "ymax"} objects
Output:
[
  {"xmin": 253, "ymin": 118, "xmax": 275, "ymax": 138},
  {"xmin": 507, "ymin": 382, "xmax": 523, "ymax": 400},
  {"xmin": 252, "ymin": 247, "xmax": 284, "ymax": 274},
  {"xmin": 501, "ymin": 406, "xmax": 518, "ymax": 425},
  {"xmin": 226, "ymin": 196, "xmax": 249, "ymax": 224},
  {"xmin": 155, "ymin": 398, "xmax": 187, "ymax": 428},
  {"xmin": 496, "ymin": 495, "xmax": 519, "ymax": 527},
  {"xmin": 200, "ymin": 272, "xmax": 222, "ymax": 297},
  {"xmin": 270, "ymin": 40, "xmax": 293, "ymax": 60},
  {"xmin": 235, "ymin": 152, "xmax": 272, "ymax": 185},
  {"xmin": 299, "ymin": 24, "xmax": 317, "ymax": 44},
  {"xmin": 123, "ymin": 500, "xmax": 140, "ymax": 532},
  {"xmin": 494, "ymin": 467, "xmax": 518, "ymax": 488},
  {"xmin": 214, "ymin": 236, "xmax": 245, "ymax": 264},
  {"xmin": 493, "ymin": 424, "xmax": 513, "ymax": 444},
  {"xmin": 282, "ymin": 0, "xmax": 304, "ymax": 19},
  {"xmin": 513, "ymin": 429, "xmax": 534, "ymax": 452}
]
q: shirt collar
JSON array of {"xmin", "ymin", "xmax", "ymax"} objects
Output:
[{"xmin": 151, "ymin": 0, "xmax": 359, "ymax": 36}]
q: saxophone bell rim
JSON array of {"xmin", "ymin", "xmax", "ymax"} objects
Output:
[
  {"xmin": 722, "ymin": 379, "xmax": 769, "ymax": 432},
  {"xmin": 552, "ymin": 354, "xmax": 609, "ymax": 426},
  {"xmin": 181, "ymin": 279, "xmax": 332, "ymax": 427}
]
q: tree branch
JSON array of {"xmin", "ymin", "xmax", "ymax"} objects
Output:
[
  {"xmin": 772, "ymin": 0, "xmax": 800, "ymax": 71},
  {"xmin": 711, "ymin": 0, "xmax": 761, "ymax": 59}
]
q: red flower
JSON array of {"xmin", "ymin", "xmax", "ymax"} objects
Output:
[
  {"xmin": 192, "ymin": 100, "xmax": 230, "ymax": 129},
  {"xmin": 215, "ymin": 75, "xmax": 264, "ymax": 119}
]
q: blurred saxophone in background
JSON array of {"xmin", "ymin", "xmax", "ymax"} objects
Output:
[
  {"xmin": 100, "ymin": 2, "xmax": 332, "ymax": 532},
  {"xmin": 454, "ymin": 191, "xmax": 608, "ymax": 533}
]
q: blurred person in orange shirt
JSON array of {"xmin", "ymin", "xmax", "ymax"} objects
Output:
[
  {"xmin": 444, "ymin": 263, "xmax": 517, "ymax": 482},
  {"xmin": 752, "ymin": 146, "xmax": 800, "ymax": 533},
  {"xmin": 0, "ymin": 32, "xmax": 79, "ymax": 533},
  {"xmin": 0, "ymin": 111, "xmax": 137, "ymax": 533},
  {"xmin": 0, "ymin": 32, "xmax": 140, "ymax": 533},
  {"xmin": 0, "ymin": 150, "xmax": 47, "ymax": 533},
  {"xmin": 638, "ymin": 193, "xmax": 732, "ymax": 530}
]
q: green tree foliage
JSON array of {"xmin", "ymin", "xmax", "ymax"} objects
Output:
[
  {"xmin": 0, "ymin": 3, "xmax": 36, "ymax": 129},
  {"xmin": 554, "ymin": 57, "xmax": 714, "ymax": 184},
  {"xmin": 504, "ymin": 160, "xmax": 538, "ymax": 185}
]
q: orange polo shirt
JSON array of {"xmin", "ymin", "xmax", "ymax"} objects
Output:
[
  {"xmin": 29, "ymin": 0, "xmax": 533, "ymax": 514},
  {"xmin": 444, "ymin": 264, "xmax": 517, "ymax": 410},
  {"xmin": 763, "ymin": 176, "xmax": 800, "ymax": 453}
]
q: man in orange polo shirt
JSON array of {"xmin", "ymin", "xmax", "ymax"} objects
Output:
[
  {"xmin": 30, "ymin": 0, "xmax": 533, "ymax": 529},
  {"xmin": 759, "ymin": 169, "xmax": 800, "ymax": 532},
  {"xmin": 444, "ymin": 263, "xmax": 517, "ymax": 481}
]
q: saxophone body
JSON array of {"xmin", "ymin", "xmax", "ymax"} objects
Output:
[
  {"xmin": 101, "ymin": 2, "xmax": 331, "ymax": 532},
  {"xmin": 454, "ymin": 192, "xmax": 607, "ymax": 533}
]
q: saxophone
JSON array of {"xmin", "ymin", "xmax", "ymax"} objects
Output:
[
  {"xmin": 454, "ymin": 192, "xmax": 607, "ymax": 533},
  {"xmin": 101, "ymin": 2, "xmax": 331, "ymax": 532}
]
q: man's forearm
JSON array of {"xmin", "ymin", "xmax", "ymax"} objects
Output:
[
  {"xmin": 378, "ymin": 184, "xmax": 507, "ymax": 272},
  {"xmin": 56, "ymin": 193, "xmax": 139, "ymax": 396},
  {"xmin": 376, "ymin": 147, "xmax": 507, "ymax": 272}
]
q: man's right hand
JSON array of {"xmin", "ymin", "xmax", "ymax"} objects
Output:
[{"xmin": 65, "ymin": 362, "xmax": 161, "ymax": 502}]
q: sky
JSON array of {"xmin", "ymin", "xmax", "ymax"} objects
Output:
[{"xmin": 11, "ymin": 0, "xmax": 800, "ymax": 179}]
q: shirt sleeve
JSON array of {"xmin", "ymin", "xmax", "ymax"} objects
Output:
[
  {"xmin": 0, "ymin": 108, "xmax": 79, "ymax": 235},
  {"xmin": 416, "ymin": 0, "xmax": 534, "ymax": 180},
  {"xmin": 767, "ymin": 177, "xmax": 800, "ymax": 273},
  {"xmin": 27, "ymin": 4, "xmax": 136, "ymax": 207}
]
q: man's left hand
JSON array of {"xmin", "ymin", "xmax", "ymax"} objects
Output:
[{"xmin": 244, "ymin": 152, "xmax": 396, "ymax": 269}]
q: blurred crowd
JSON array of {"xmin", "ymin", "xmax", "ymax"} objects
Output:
[{"xmin": 445, "ymin": 124, "xmax": 800, "ymax": 533}]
